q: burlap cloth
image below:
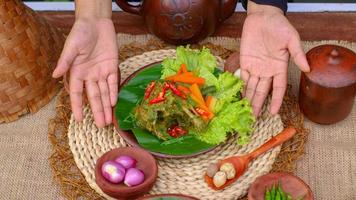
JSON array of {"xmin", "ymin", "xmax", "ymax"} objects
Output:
[{"xmin": 0, "ymin": 33, "xmax": 355, "ymax": 200}]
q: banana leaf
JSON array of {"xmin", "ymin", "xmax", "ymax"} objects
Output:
[{"xmin": 115, "ymin": 63, "xmax": 215, "ymax": 156}]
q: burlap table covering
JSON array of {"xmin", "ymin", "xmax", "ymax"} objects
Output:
[{"xmin": 0, "ymin": 33, "xmax": 354, "ymax": 200}]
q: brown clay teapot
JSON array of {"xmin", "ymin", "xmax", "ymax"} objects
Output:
[{"xmin": 115, "ymin": 0, "xmax": 238, "ymax": 44}]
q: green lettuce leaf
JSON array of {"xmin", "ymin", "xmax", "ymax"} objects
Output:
[
  {"xmin": 195, "ymin": 99, "xmax": 255, "ymax": 145},
  {"xmin": 161, "ymin": 46, "xmax": 218, "ymax": 87},
  {"xmin": 160, "ymin": 46, "xmax": 255, "ymax": 145},
  {"xmin": 212, "ymin": 72, "xmax": 244, "ymax": 113}
]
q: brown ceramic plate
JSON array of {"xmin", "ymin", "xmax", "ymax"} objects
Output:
[
  {"xmin": 248, "ymin": 172, "xmax": 314, "ymax": 200},
  {"xmin": 95, "ymin": 147, "xmax": 158, "ymax": 200},
  {"xmin": 113, "ymin": 62, "xmax": 217, "ymax": 159}
]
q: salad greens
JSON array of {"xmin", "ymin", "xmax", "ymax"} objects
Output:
[
  {"xmin": 116, "ymin": 46, "xmax": 255, "ymax": 157},
  {"xmin": 160, "ymin": 46, "xmax": 255, "ymax": 145},
  {"xmin": 116, "ymin": 64, "xmax": 214, "ymax": 156},
  {"xmin": 161, "ymin": 46, "xmax": 218, "ymax": 87}
]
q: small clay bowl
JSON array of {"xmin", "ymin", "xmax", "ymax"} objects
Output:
[
  {"xmin": 95, "ymin": 147, "xmax": 158, "ymax": 200},
  {"xmin": 137, "ymin": 194, "xmax": 199, "ymax": 200},
  {"xmin": 248, "ymin": 172, "xmax": 313, "ymax": 200}
]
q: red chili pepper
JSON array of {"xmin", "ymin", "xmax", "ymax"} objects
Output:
[
  {"xmin": 174, "ymin": 126, "xmax": 187, "ymax": 136},
  {"xmin": 167, "ymin": 125, "xmax": 187, "ymax": 138},
  {"xmin": 163, "ymin": 82, "xmax": 170, "ymax": 91},
  {"xmin": 195, "ymin": 107, "xmax": 211, "ymax": 119},
  {"xmin": 150, "ymin": 89, "xmax": 167, "ymax": 104},
  {"xmin": 167, "ymin": 82, "xmax": 186, "ymax": 99},
  {"xmin": 144, "ymin": 81, "xmax": 156, "ymax": 100},
  {"xmin": 149, "ymin": 97, "xmax": 165, "ymax": 104}
]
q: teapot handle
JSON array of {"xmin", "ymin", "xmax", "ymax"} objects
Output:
[{"xmin": 115, "ymin": 0, "xmax": 142, "ymax": 15}]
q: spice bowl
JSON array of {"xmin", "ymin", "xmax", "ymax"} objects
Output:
[
  {"xmin": 248, "ymin": 172, "xmax": 313, "ymax": 200},
  {"xmin": 95, "ymin": 147, "xmax": 158, "ymax": 200}
]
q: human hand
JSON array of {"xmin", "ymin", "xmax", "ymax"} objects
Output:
[
  {"xmin": 52, "ymin": 18, "xmax": 119, "ymax": 128},
  {"xmin": 239, "ymin": 1, "xmax": 310, "ymax": 116}
]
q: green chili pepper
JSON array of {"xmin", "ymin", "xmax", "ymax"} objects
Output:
[
  {"xmin": 271, "ymin": 185, "xmax": 276, "ymax": 199},
  {"xmin": 275, "ymin": 189, "xmax": 281, "ymax": 200},
  {"xmin": 265, "ymin": 190, "xmax": 271, "ymax": 200},
  {"xmin": 287, "ymin": 194, "xmax": 292, "ymax": 200},
  {"xmin": 278, "ymin": 185, "xmax": 287, "ymax": 200}
]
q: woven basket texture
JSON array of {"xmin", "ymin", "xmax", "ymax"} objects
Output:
[
  {"xmin": 68, "ymin": 49, "xmax": 284, "ymax": 200},
  {"xmin": 0, "ymin": 0, "xmax": 64, "ymax": 123}
]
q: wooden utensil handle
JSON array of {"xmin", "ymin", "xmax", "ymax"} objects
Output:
[
  {"xmin": 248, "ymin": 127, "xmax": 296, "ymax": 160},
  {"xmin": 115, "ymin": 0, "xmax": 142, "ymax": 15}
]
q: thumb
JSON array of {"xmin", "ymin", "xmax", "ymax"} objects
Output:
[
  {"xmin": 52, "ymin": 41, "xmax": 77, "ymax": 78},
  {"xmin": 288, "ymin": 34, "xmax": 310, "ymax": 72}
]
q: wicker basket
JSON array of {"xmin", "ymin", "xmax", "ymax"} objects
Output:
[{"xmin": 0, "ymin": 0, "xmax": 64, "ymax": 123}]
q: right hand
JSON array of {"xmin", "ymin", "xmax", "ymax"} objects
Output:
[{"xmin": 52, "ymin": 18, "xmax": 119, "ymax": 128}]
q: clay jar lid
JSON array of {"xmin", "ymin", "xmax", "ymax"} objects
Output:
[{"xmin": 306, "ymin": 44, "xmax": 356, "ymax": 88}]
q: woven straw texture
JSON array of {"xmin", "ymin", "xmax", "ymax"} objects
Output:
[
  {"xmin": 68, "ymin": 49, "xmax": 284, "ymax": 199},
  {"xmin": 0, "ymin": 0, "xmax": 64, "ymax": 123}
]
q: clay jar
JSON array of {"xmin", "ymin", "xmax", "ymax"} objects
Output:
[
  {"xmin": 115, "ymin": 0, "xmax": 238, "ymax": 44},
  {"xmin": 299, "ymin": 45, "xmax": 356, "ymax": 124}
]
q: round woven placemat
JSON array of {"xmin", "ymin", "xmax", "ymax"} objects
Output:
[
  {"xmin": 48, "ymin": 39, "xmax": 308, "ymax": 200},
  {"xmin": 68, "ymin": 49, "xmax": 283, "ymax": 200}
]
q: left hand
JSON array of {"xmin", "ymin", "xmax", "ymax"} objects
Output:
[{"xmin": 238, "ymin": 1, "xmax": 310, "ymax": 116}]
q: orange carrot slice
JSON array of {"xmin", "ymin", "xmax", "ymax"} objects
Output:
[
  {"xmin": 180, "ymin": 63, "xmax": 188, "ymax": 73},
  {"xmin": 170, "ymin": 75, "xmax": 205, "ymax": 85},
  {"xmin": 177, "ymin": 85, "xmax": 190, "ymax": 94},
  {"xmin": 189, "ymin": 84, "xmax": 206, "ymax": 106}
]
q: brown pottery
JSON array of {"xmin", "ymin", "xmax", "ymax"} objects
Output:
[
  {"xmin": 115, "ymin": 0, "xmax": 238, "ymax": 44},
  {"xmin": 248, "ymin": 172, "xmax": 314, "ymax": 200},
  {"xmin": 95, "ymin": 147, "xmax": 158, "ymax": 200},
  {"xmin": 299, "ymin": 44, "xmax": 356, "ymax": 124}
]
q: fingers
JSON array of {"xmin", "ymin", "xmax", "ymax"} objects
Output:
[
  {"xmin": 86, "ymin": 81, "xmax": 106, "ymax": 128},
  {"xmin": 252, "ymin": 78, "xmax": 272, "ymax": 116},
  {"xmin": 288, "ymin": 34, "xmax": 310, "ymax": 72},
  {"xmin": 241, "ymin": 69, "xmax": 250, "ymax": 97},
  {"xmin": 53, "ymin": 41, "xmax": 77, "ymax": 78},
  {"xmin": 224, "ymin": 52, "xmax": 240, "ymax": 73},
  {"xmin": 270, "ymin": 73, "xmax": 287, "ymax": 115},
  {"xmin": 69, "ymin": 77, "xmax": 84, "ymax": 121},
  {"xmin": 108, "ymin": 73, "xmax": 118, "ymax": 107},
  {"xmin": 98, "ymin": 81, "xmax": 112, "ymax": 125},
  {"xmin": 245, "ymin": 76, "xmax": 259, "ymax": 101}
]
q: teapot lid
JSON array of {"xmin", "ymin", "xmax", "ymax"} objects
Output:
[{"xmin": 305, "ymin": 44, "xmax": 356, "ymax": 88}]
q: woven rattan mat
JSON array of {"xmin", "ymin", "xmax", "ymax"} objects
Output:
[{"xmin": 48, "ymin": 35, "xmax": 312, "ymax": 200}]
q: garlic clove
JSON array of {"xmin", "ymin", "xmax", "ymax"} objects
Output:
[
  {"xmin": 220, "ymin": 162, "xmax": 236, "ymax": 180},
  {"xmin": 213, "ymin": 171, "xmax": 227, "ymax": 188}
]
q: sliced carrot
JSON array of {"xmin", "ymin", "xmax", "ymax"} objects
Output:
[
  {"xmin": 181, "ymin": 72, "xmax": 194, "ymax": 76},
  {"xmin": 205, "ymin": 96, "xmax": 213, "ymax": 108},
  {"xmin": 190, "ymin": 94, "xmax": 206, "ymax": 107},
  {"xmin": 177, "ymin": 65, "xmax": 183, "ymax": 74},
  {"xmin": 165, "ymin": 72, "xmax": 194, "ymax": 81},
  {"xmin": 180, "ymin": 63, "xmax": 188, "ymax": 73},
  {"xmin": 169, "ymin": 75, "xmax": 205, "ymax": 85},
  {"xmin": 177, "ymin": 63, "xmax": 189, "ymax": 74},
  {"xmin": 189, "ymin": 84, "xmax": 206, "ymax": 106},
  {"xmin": 177, "ymin": 85, "xmax": 190, "ymax": 94}
]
